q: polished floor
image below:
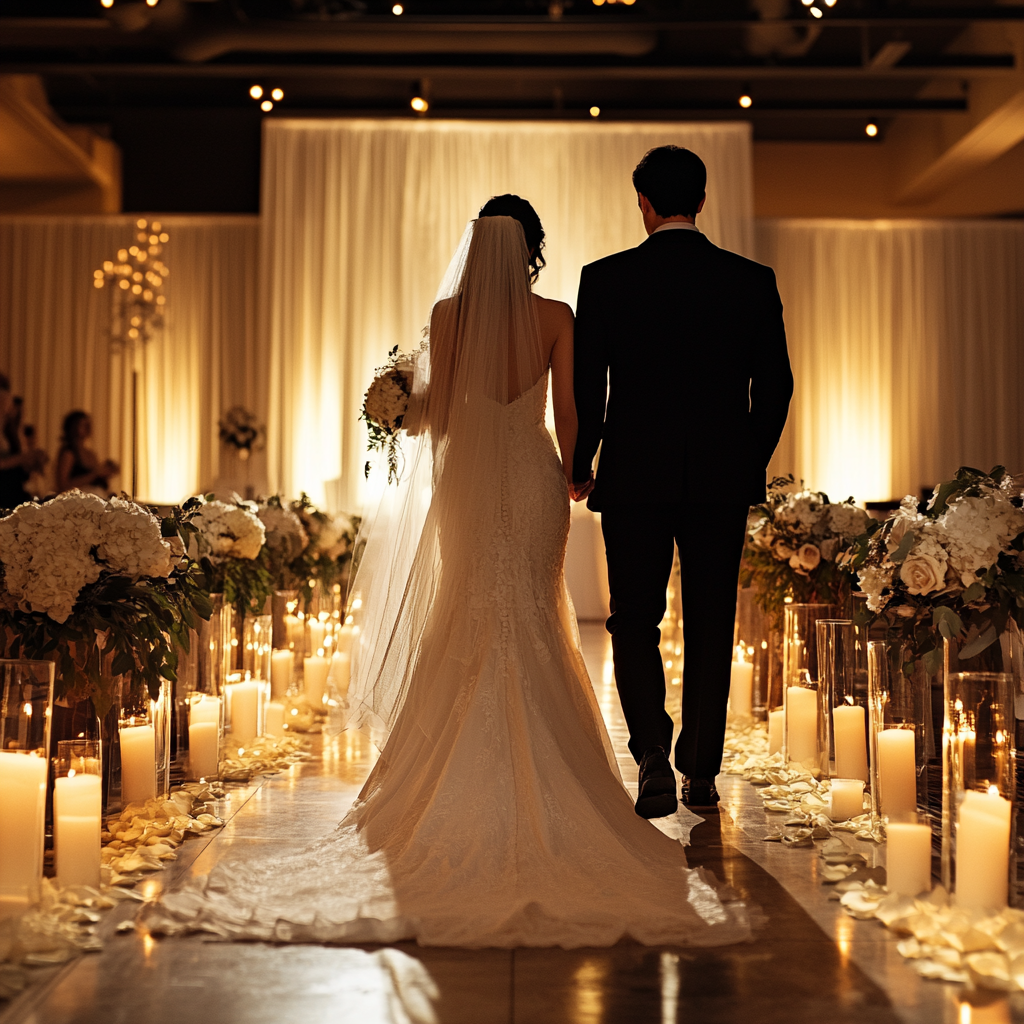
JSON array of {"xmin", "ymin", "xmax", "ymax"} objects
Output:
[{"xmin": 3, "ymin": 625, "xmax": 1022, "ymax": 1024}]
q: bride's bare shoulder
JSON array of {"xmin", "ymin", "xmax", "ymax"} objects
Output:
[{"xmin": 532, "ymin": 293, "xmax": 574, "ymax": 327}]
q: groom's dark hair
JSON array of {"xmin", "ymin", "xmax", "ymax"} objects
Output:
[{"xmin": 632, "ymin": 146, "xmax": 707, "ymax": 218}]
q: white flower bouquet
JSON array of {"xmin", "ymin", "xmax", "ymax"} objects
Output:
[
  {"xmin": 289, "ymin": 494, "xmax": 360, "ymax": 605},
  {"xmin": 0, "ymin": 491, "xmax": 210, "ymax": 715},
  {"xmin": 849, "ymin": 466, "xmax": 1024, "ymax": 674},
  {"xmin": 361, "ymin": 345, "xmax": 418, "ymax": 484},
  {"xmin": 740, "ymin": 476, "xmax": 873, "ymax": 624}
]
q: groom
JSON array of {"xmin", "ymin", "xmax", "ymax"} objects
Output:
[{"xmin": 572, "ymin": 145, "xmax": 793, "ymax": 817}]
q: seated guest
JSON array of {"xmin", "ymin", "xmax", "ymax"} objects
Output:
[
  {"xmin": 55, "ymin": 411, "xmax": 119, "ymax": 497},
  {"xmin": 0, "ymin": 375, "xmax": 48, "ymax": 509}
]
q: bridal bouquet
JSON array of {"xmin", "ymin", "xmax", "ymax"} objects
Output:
[
  {"xmin": 741, "ymin": 476, "xmax": 873, "ymax": 624},
  {"xmin": 848, "ymin": 466, "xmax": 1024, "ymax": 675},
  {"xmin": 361, "ymin": 345, "xmax": 418, "ymax": 484},
  {"xmin": 188, "ymin": 497, "xmax": 273, "ymax": 617},
  {"xmin": 0, "ymin": 491, "xmax": 210, "ymax": 715}
]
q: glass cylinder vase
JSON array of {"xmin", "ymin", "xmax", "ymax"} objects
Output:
[
  {"xmin": 115, "ymin": 678, "xmax": 170, "ymax": 808},
  {"xmin": 243, "ymin": 605, "xmax": 273, "ymax": 685},
  {"xmin": 816, "ymin": 620, "xmax": 870, "ymax": 784},
  {"xmin": 52, "ymin": 739, "xmax": 102, "ymax": 890},
  {"xmin": 781, "ymin": 603, "xmax": 836, "ymax": 764},
  {"xmin": 868, "ymin": 640, "xmax": 930, "ymax": 828},
  {"xmin": 196, "ymin": 593, "xmax": 232, "ymax": 697},
  {"xmin": 0, "ymin": 659, "xmax": 55, "ymax": 917}
]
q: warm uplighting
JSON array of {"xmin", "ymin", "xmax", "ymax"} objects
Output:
[
  {"xmin": 809, "ymin": 6, "xmax": 823, "ymax": 16},
  {"xmin": 589, "ymin": 106, "xmax": 601, "ymax": 117},
  {"xmin": 865, "ymin": 122, "xmax": 879, "ymax": 137},
  {"xmin": 738, "ymin": 94, "xmax": 753, "ymax": 109},
  {"xmin": 271, "ymin": 88, "xmax": 284, "ymax": 101},
  {"xmin": 261, "ymin": 100, "xmax": 273, "ymax": 112},
  {"xmin": 410, "ymin": 96, "xmax": 429, "ymax": 113},
  {"xmin": 249, "ymin": 85, "xmax": 263, "ymax": 100},
  {"xmin": 392, "ymin": 3, "xmax": 404, "ymax": 12}
]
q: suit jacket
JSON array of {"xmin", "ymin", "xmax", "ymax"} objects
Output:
[{"xmin": 572, "ymin": 229, "xmax": 794, "ymax": 510}]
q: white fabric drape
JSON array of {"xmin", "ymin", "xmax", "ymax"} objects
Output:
[
  {"xmin": 0, "ymin": 216, "xmax": 260, "ymax": 504},
  {"xmin": 259, "ymin": 118, "xmax": 755, "ymax": 512},
  {"xmin": 759, "ymin": 219, "xmax": 1024, "ymax": 502}
]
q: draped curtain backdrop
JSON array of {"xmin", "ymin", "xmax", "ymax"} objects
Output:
[
  {"xmin": 0, "ymin": 216, "xmax": 260, "ymax": 504},
  {"xmin": 760, "ymin": 219, "xmax": 1024, "ymax": 502},
  {"xmin": 258, "ymin": 118, "xmax": 755, "ymax": 511}
]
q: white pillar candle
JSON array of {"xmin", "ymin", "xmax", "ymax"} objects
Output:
[
  {"xmin": 729, "ymin": 660, "xmax": 754, "ymax": 719},
  {"xmin": 189, "ymin": 694, "xmax": 221, "ymax": 726},
  {"xmin": 54, "ymin": 773, "xmax": 102, "ymax": 889},
  {"xmin": 886, "ymin": 822, "xmax": 932, "ymax": 897},
  {"xmin": 833, "ymin": 703, "xmax": 869, "ymax": 783},
  {"xmin": 0, "ymin": 752, "xmax": 47, "ymax": 910},
  {"xmin": 284, "ymin": 614, "xmax": 303, "ymax": 651},
  {"xmin": 334, "ymin": 623, "xmax": 356, "ymax": 656},
  {"xmin": 329, "ymin": 651, "xmax": 351, "ymax": 700},
  {"xmin": 188, "ymin": 721, "xmax": 220, "ymax": 779},
  {"xmin": 304, "ymin": 655, "xmax": 330, "ymax": 707},
  {"xmin": 768, "ymin": 709, "xmax": 785, "ymax": 755},
  {"xmin": 227, "ymin": 680, "xmax": 260, "ymax": 744},
  {"xmin": 308, "ymin": 621, "xmax": 327, "ymax": 654},
  {"xmin": 265, "ymin": 701, "xmax": 286, "ymax": 738},
  {"xmin": 787, "ymin": 686, "xmax": 818, "ymax": 764},
  {"xmin": 119, "ymin": 723, "xmax": 156, "ymax": 806},
  {"xmin": 271, "ymin": 649, "xmax": 293, "ymax": 699},
  {"xmin": 829, "ymin": 778, "xmax": 865, "ymax": 821},
  {"xmin": 956, "ymin": 788, "xmax": 1011, "ymax": 911},
  {"xmin": 877, "ymin": 728, "xmax": 917, "ymax": 820}
]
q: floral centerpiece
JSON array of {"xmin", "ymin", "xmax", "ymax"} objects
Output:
[
  {"xmin": 218, "ymin": 406, "xmax": 264, "ymax": 462},
  {"xmin": 0, "ymin": 491, "xmax": 210, "ymax": 716},
  {"xmin": 848, "ymin": 466, "xmax": 1024, "ymax": 675},
  {"xmin": 188, "ymin": 497, "xmax": 273, "ymax": 618},
  {"xmin": 290, "ymin": 494, "xmax": 359, "ymax": 608},
  {"xmin": 255, "ymin": 496, "xmax": 309, "ymax": 590},
  {"xmin": 740, "ymin": 476, "xmax": 873, "ymax": 625},
  {"xmin": 361, "ymin": 345, "xmax": 418, "ymax": 483}
]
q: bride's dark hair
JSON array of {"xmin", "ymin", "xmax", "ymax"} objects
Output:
[{"xmin": 477, "ymin": 194, "xmax": 546, "ymax": 283}]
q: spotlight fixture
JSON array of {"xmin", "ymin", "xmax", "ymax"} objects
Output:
[
  {"xmin": 261, "ymin": 100, "xmax": 273, "ymax": 112},
  {"xmin": 100, "ymin": 0, "xmax": 113, "ymax": 6},
  {"xmin": 392, "ymin": 3, "xmax": 404, "ymax": 12},
  {"xmin": 865, "ymin": 122, "xmax": 879, "ymax": 137},
  {"xmin": 411, "ymin": 96, "xmax": 429, "ymax": 113},
  {"xmin": 589, "ymin": 105, "xmax": 601, "ymax": 117},
  {"xmin": 738, "ymin": 94, "xmax": 753, "ymax": 109},
  {"xmin": 145, "ymin": 0, "xmax": 159, "ymax": 5},
  {"xmin": 824, "ymin": 0, "xmax": 837, "ymax": 5},
  {"xmin": 249, "ymin": 85, "xmax": 263, "ymax": 100},
  {"xmin": 271, "ymin": 88, "xmax": 284, "ymax": 101},
  {"xmin": 809, "ymin": 6, "xmax": 823, "ymax": 16}
]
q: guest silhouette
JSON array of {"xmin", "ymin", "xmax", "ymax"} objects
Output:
[
  {"xmin": 56, "ymin": 411, "xmax": 119, "ymax": 497},
  {"xmin": 0, "ymin": 375, "xmax": 49, "ymax": 509}
]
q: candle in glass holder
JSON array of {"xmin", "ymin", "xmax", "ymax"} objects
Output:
[
  {"xmin": 829, "ymin": 778, "xmax": 865, "ymax": 821},
  {"xmin": 787, "ymin": 686, "xmax": 817, "ymax": 764},
  {"xmin": 956, "ymin": 787, "xmax": 1011, "ymax": 910},
  {"xmin": 119, "ymin": 722, "xmax": 156, "ymax": 806},
  {"xmin": 189, "ymin": 693, "xmax": 220, "ymax": 726},
  {"xmin": 833, "ymin": 702, "xmax": 868, "ymax": 782},
  {"xmin": 304, "ymin": 654, "xmax": 329, "ymax": 707},
  {"xmin": 284, "ymin": 613, "xmax": 303, "ymax": 651},
  {"xmin": 271, "ymin": 649, "xmax": 293, "ymax": 699},
  {"xmin": 334, "ymin": 623, "xmax": 356, "ymax": 656},
  {"xmin": 0, "ymin": 751, "xmax": 47, "ymax": 913},
  {"xmin": 265, "ymin": 701, "xmax": 286, "ymax": 738},
  {"xmin": 308, "ymin": 620, "xmax": 327, "ymax": 654},
  {"xmin": 886, "ymin": 821, "xmax": 932, "ymax": 897},
  {"xmin": 227, "ymin": 680, "xmax": 260, "ymax": 744},
  {"xmin": 729, "ymin": 654, "xmax": 754, "ymax": 719},
  {"xmin": 768, "ymin": 709, "xmax": 784, "ymax": 755},
  {"xmin": 329, "ymin": 650, "xmax": 351, "ymax": 700},
  {"xmin": 54, "ymin": 772, "xmax": 102, "ymax": 889},
  {"xmin": 189, "ymin": 721, "xmax": 219, "ymax": 779},
  {"xmin": 877, "ymin": 727, "xmax": 917, "ymax": 819}
]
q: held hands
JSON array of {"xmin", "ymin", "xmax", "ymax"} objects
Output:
[{"xmin": 568, "ymin": 474, "xmax": 595, "ymax": 503}]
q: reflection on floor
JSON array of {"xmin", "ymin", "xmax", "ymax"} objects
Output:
[{"xmin": 2, "ymin": 624, "xmax": 1020, "ymax": 1024}]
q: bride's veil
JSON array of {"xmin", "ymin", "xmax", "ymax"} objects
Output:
[{"xmin": 344, "ymin": 215, "xmax": 547, "ymax": 741}]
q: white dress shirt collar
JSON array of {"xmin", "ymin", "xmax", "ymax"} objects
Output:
[{"xmin": 651, "ymin": 221, "xmax": 700, "ymax": 235}]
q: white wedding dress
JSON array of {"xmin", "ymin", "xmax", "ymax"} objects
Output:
[{"xmin": 144, "ymin": 218, "xmax": 752, "ymax": 950}]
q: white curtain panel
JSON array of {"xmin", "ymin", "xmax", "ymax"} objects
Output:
[
  {"xmin": 259, "ymin": 118, "xmax": 755, "ymax": 511},
  {"xmin": 759, "ymin": 219, "xmax": 1024, "ymax": 503},
  {"xmin": 0, "ymin": 216, "xmax": 259, "ymax": 504}
]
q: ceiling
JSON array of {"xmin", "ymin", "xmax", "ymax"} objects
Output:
[{"xmin": 1, "ymin": 0, "xmax": 1021, "ymax": 211}]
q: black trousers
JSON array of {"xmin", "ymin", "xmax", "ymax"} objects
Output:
[{"xmin": 600, "ymin": 501, "xmax": 750, "ymax": 780}]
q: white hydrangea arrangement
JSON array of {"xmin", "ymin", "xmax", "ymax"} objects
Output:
[
  {"xmin": 192, "ymin": 500, "xmax": 265, "ymax": 562},
  {"xmin": 0, "ymin": 492, "xmax": 210, "ymax": 715},
  {"xmin": 849, "ymin": 467, "xmax": 1024, "ymax": 674},
  {"xmin": 741, "ymin": 477, "xmax": 873, "ymax": 623},
  {"xmin": 289, "ymin": 495, "xmax": 360, "ymax": 605}
]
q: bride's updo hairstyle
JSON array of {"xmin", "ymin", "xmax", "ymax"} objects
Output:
[{"xmin": 477, "ymin": 194, "xmax": 546, "ymax": 283}]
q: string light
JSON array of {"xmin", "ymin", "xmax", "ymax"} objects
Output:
[
  {"xmin": 410, "ymin": 96, "xmax": 429, "ymax": 113},
  {"xmin": 739, "ymin": 94, "xmax": 753, "ymax": 109},
  {"xmin": 249, "ymin": 85, "xmax": 263, "ymax": 100},
  {"xmin": 589, "ymin": 105, "xmax": 601, "ymax": 117},
  {"xmin": 865, "ymin": 122, "xmax": 879, "ymax": 137},
  {"xmin": 271, "ymin": 88, "xmax": 283, "ymax": 101}
]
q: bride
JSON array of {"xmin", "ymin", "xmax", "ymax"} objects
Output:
[{"xmin": 145, "ymin": 197, "xmax": 752, "ymax": 949}]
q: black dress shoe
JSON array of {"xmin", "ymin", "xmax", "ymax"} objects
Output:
[
  {"xmin": 681, "ymin": 777, "xmax": 720, "ymax": 813},
  {"xmin": 635, "ymin": 747, "xmax": 678, "ymax": 819}
]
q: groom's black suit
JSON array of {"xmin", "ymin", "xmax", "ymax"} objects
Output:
[{"xmin": 573, "ymin": 227, "xmax": 793, "ymax": 780}]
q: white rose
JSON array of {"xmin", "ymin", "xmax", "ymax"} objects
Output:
[
  {"xmin": 899, "ymin": 549, "xmax": 947, "ymax": 596},
  {"xmin": 774, "ymin": 541, "xmax": 795, "ymax": 562},
  {"xmin": 789, "ymin": 543, "xmax": 821, "ymax": 573}
]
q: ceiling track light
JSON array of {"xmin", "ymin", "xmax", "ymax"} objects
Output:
[
  {"xmin": 411, "ymin": 96, "xmax": 429, "ymax": 113},
  {"xmin": 589, "ymin": 105, "xmax": 601, "ymax": 118},
  {"xmin": 809, "ymin": 6, "xmax": 823, "ymax": 17},
  {"xmin": 865, "ymin": 122, "xmax": 879, "ymax": 137},
  {"xmin": 392, "ymin": 3, "xmax": 403, "ymax": 13},
  {"xmin": 738, "ymin": 93, "xmax": 753, "ymax": 109}
]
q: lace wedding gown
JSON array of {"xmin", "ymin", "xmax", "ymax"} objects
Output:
[{"xmin": 144, "ymin": 218, "xmax": 752, "ymax": 950}]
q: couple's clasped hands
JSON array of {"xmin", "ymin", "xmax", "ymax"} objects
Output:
[{"xmin": 567, "ymin": 474, "xmax": 595, "ymax": 503}]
